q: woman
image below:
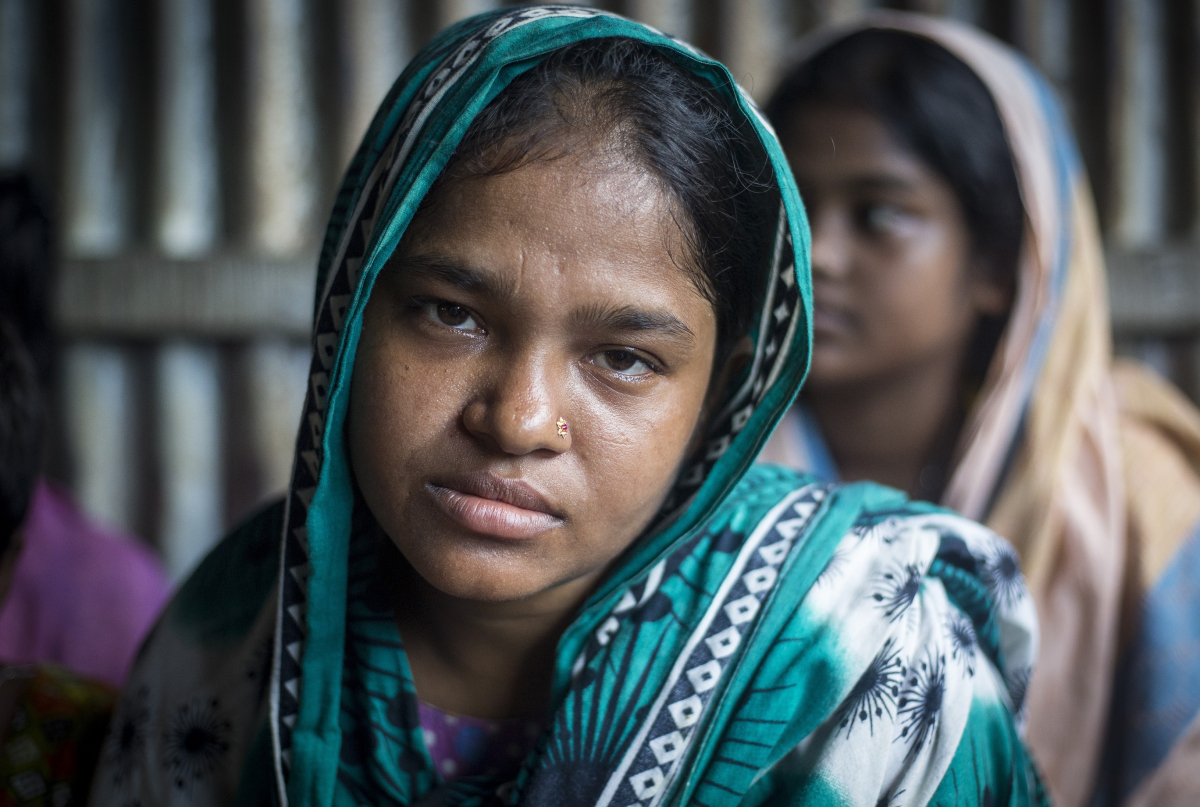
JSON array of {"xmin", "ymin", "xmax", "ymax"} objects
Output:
[
  {"xmin": 762, "ymin": 14, "xmax": 1200, "ymax": 807},
  {"xmin": 91, "ymin": 8, "xmax": 1041, "ymax": 806}
]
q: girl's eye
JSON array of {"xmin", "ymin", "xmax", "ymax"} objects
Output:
[
  {"xmin": 859, "ymin": 203, "xmax": 907, "ymax": 234},
  {"xmin": 592, "ymin": 349, "xmax": 654, "ymax": 377},
  {"xmin": 420, "ymin": 299, "xmax": 481, "ymax": 332}
]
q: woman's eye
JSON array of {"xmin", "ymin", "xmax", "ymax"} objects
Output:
[
  {"xmin": 592, "ymin": 349, "xmax": 654, "ymax": 377},
  {"xmin": 420, "ymin": 300, "xmax": 481, "ymax": 332}
]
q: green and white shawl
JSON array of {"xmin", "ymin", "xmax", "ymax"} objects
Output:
[{"xmin": 91, "ymin": 8, "xmax": 1046, "ymax": 807}]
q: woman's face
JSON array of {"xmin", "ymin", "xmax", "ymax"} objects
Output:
[
  {"xmin": 349, "ymin": 153, "xmax": 719, "ymax": 604},
  {"xmin": 780, "ymin": 103, "xmax": 1009, "ymax": 390}
]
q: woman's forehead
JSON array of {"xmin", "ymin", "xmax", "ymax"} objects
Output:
[
  {"xmin": 390, "ymin": 156, "xmax": 716, "ymax": 324},
  {"xmin": 424, "ymin": 143, "xmax": 665, "ymax": 217},
  {"xmin": 410, "ymin": 160, "xmax": 677, "ymax": 268}
]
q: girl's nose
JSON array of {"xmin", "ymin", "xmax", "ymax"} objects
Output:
[{"xmin": 809, "ymin": 208, "xmax": 852, "ymax": 281}]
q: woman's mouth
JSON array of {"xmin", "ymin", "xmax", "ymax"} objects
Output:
[{"xmin": 426, "ymin": 472, "xmax": 563, "ymax": 540}]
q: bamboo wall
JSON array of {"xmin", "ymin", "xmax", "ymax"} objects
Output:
[{"xmin": 0, "ymin": 0, "xmax": 1196, "ymax": 577}]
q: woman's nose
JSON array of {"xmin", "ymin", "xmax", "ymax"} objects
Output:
[
  {"xmin": 462, "ymin": 356, "xmax": 570, "ymax": 455},
  {"xmin": 809, "ymin": 209, "xmax": 852, "ymax": 281}
]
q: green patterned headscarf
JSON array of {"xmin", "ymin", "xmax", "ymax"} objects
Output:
[
  {"xmin": 276, "ymin": 7, "xmax": 811, "ymax": 799},
  {"xmin": 92, "ymin": 8, "xmax": 1045, "ymax": 807}
]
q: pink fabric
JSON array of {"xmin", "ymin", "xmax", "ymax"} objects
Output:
[
  {"xmin": 418, "ymin": 701, "xmax": 544, "ymax": 783},
  {"xmin": 0, "ymin": 480, "xmax": 172, "ymax": 686}
]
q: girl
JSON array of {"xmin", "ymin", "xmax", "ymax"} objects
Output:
[
  {"xmin": 93, "ymin": 8, "xmax": 1040, "ymax": 807},
  {"xmin": 763, "ymin": 14, "xmax": 1200, "ymax": 807}
]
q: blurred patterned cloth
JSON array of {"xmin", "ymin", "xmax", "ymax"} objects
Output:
[{"xmin": 0, "ymin": 664, "xmax": 114, "ymax": 807}]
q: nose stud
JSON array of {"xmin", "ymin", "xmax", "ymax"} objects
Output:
[{"xmin": 556, "ymin": 418, "xmax": 569, "ymax": 439}]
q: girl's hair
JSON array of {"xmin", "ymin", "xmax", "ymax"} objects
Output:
[
  {"xmin": 765, "ymin": 29, "xmax": 1023, "ymax": 291},
  {"xmin": 428, "ymin": 37, "xmax": 779, "ymax": 364}
]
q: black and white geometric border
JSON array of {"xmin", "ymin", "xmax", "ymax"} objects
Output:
[
  {"xmin": 591, "ymin": 484, "xmax": 830, "ymax": 807},
  {"xmin": 662, "ymin": 208, "xmax": 801, "ymax": 514}
]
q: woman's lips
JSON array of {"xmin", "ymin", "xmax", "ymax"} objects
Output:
[{"xmin": 426, "ymin": 473, "xmax": 563, "ymax": 540}]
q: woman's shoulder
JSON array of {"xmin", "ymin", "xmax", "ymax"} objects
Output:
[
  {"xmin": 727, "ymin": 465, "xmax": 1037, "ymax": 709},
  {"xmin": 713, "ymin": 462, "xmax": 842, "ymax": 535},
  {"xmin": 738, "ymin": 462, "xmax": 1017, "ymax": 564},
  {"xmin": 756, "ymin": 480, "xmax": 1042, "ymax": 805},
  {"xmin": 739, "ymin": 464, "xmax": 1022, "ymax": 574},
  {"xmin": 692, "ymin": 469, "xmax": 1043, "ymax": 804},
  {"xmin": 841, "ymin": 492, "xmax": 1038, "ymax": 689}
]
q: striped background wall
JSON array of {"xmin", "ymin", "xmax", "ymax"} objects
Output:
[{"xmin": 0, "ymin": 0, "xmax": 1196, "ymax": 577}]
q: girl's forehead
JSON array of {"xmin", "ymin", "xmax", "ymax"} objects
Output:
[
  {"xmin": 786, "ymin": 105, "xmax": 907, "ymax": 165},
  {"xmin": 785, "ymin": 105, "xmax": 948, "ymax": 194}
]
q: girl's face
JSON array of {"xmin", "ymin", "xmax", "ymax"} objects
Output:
[
  {"xmin": 780, "ymin": 103, "xmax": 1009, "ymax": 390},
  {"xmin": 349, "ymin": 153, "xmax": 719, "ymax": 604}
]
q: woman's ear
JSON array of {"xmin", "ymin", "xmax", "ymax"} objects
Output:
[
  {"xmin": 685, "ymin": 335, "xmax": 756, "ymax": 457},
  {"xmin": 682, "ymin": 336, "xmax": 754, "ymax": 461},
  {"xmin": 708, "ymin": 336, "xmax": 755, "ymax": 407}
]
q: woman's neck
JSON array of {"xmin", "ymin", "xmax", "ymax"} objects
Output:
[
  {"xmin": 807, "ymin": 352, "xmax": 966, "ymax": 500},
  {"xmin": 393, "ymin": 559, "xmax": 594, "ymax": 720}
]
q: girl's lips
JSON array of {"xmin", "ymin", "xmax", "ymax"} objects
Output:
[
  {"xmin": 812, "ymin": 305, "xmax": 854, "ymax": 334},
  {"xmin": 426, "ymin": 483, "xmax": 562, "ymax": 540}
]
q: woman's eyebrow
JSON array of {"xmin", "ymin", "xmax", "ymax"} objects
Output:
[
  {"xmin": 400, "ymin": 257, "xmax": 695, "ymax": 343},
  {"xmin": 402, "ymin": 253, "xmax": 516, "ymax": 299},
  {"xmin": 572, "ymin": 303, "xmax": 696, "ymax": 343}
]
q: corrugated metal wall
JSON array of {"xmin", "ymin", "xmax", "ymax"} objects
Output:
[{"xmin": 0, "ymin": 0, "xmax": 1196, "ymax": 576}]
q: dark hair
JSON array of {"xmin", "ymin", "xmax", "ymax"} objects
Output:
[
  {"xmin": 766, "ymin": 30, "xmax": 1023, "ymax": 290},
  {"xmin": 427, "ymin": 37, "xmax": 779, "ymax": 364},
  {"xmin": 0, "ymin": 320, "xmax": 44, "ymax": 551},
  {"xmin": 0, "ymin": 174, "xmax": 55, "ymax": 394}
]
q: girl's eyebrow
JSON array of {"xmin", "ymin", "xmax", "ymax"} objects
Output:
[
  {"xmin": 843, "ymin": 175, "xmax": 923, "ymax": 194},
  {"xmin": 571, "ymin": 303, "xmax": 696, "ymax": 344}
]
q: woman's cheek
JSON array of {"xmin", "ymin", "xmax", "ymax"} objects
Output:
[
  {"xmin": 356, "ymin": 345, "xmax": 443, "ymax": 458},
  {"xmin": 581, "ymin": 397, "xmax": 690, "ymax": 508}
]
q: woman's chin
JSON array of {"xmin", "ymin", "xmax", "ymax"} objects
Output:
[
  {"xmin": 429, "ymin": 577, "xmax": 532, "ymax": 603},
  {"xmin": 403, "ymin": 543, "xmax": 563, "ymax": 604}
]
